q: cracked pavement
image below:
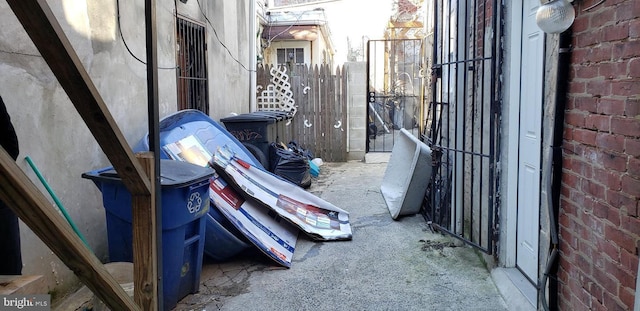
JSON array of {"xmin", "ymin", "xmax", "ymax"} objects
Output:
[{"xmin": 174, "ymin": 161, "xmax": 507, "ymax": 311}]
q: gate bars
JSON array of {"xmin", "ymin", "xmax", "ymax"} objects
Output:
[
  {"xmin": 366, "ymin": 39, "xmax": 424, "ymax": 152},
  {"xmin": 422, "ymin": 0, "xmax": 501, "ymax": 254}
]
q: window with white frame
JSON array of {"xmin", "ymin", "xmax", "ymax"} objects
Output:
[{"xmin": 277, "ymin": 48, "xmax": 304, "ymax": 65}]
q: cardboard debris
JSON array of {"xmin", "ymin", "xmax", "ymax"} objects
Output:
[{"xmin": 212, "ymin": 146, "xmax": 352, "ymax": 241}]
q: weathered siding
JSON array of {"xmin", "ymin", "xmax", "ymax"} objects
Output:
[{"xmin": 558, "ymin": 0, "xmax": 640, "ymax": 309}]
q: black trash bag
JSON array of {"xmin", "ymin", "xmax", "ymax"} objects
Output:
[
  {"xmin": 269, "ymin": 143, "xmax": 312, "ymax": 188},
  {"xmin": 287, "ymin": 140, "xmax": 314, "ymax": 160}
]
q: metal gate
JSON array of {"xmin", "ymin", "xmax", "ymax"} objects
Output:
[
  {"xmin": 423, "ymin": 0, "xmax": 501, "ymax": 254},
  {"xmin": 366, "ymin": 39, "xmax": 423, "ymax": 152}
]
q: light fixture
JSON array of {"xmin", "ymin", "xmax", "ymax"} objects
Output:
[{"xmin": 536, "ymin": 0, "xmax": 576, "ymax": 34}]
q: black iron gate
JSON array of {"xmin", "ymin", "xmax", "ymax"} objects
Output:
[
  {"xmin": 423, "ymin": 0, "xmax": 501, "ymax": 254},
  {"xmin": 366, "ymin": 39, "xmax": 423, "ymax": 152}
]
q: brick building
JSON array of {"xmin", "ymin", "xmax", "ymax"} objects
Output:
[
  {"xmin": 424, "ymin": 0, "xmax": 639, "ymax": 309},
  {"xmin": 558, "ymin": 0, "xmax": 640, "ymax": 309}
]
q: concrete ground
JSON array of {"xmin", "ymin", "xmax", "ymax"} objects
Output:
[{"xmin": 175, "ymin": 159, "xmax": 509, "ymax": 311}]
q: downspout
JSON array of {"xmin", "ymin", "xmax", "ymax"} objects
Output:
[
  {"xmin": 249, "ymin": 0, "xmax": 257, "ymax": 112},
  {"xmin": 540, "ymin": 27, "xmax": 572, "ymax": 311}
]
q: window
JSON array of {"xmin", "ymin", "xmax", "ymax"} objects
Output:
[
  {"xmin": 277, "ymin": 48, "xmax": 304, "ymax": 65},
  {"xmin": 176, "ymin": 17, "xmax": 208, "ymax": 114}
]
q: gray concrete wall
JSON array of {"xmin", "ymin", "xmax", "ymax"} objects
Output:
[
  {"xmin": 344, "ymin": 62, "xmax": 366, "ymax": 161},
  {"xmin": 0, "ymin": 0, "xmax": 251, "ymax": 299}
]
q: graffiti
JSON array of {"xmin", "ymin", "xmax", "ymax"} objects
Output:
[{"xmin": 229, "ymin": 129, "xmax": 263, "ymax": 141}]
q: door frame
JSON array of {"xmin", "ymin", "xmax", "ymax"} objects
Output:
[{"xmin": 505, "ymin": 0, "xmax": 544, "ymax": 282}]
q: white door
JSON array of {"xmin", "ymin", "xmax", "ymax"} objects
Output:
[{"xmin": 516, "ymin": 0, "xmax": 544, "ymax": 282}]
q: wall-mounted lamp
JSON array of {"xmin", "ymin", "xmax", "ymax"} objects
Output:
[{"xmin": 536, "ymin": 0, "xmax": 576, "ymax": 34}]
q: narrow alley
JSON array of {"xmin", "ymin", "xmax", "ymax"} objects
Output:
[{"xmin": 176, "ymin": 159, "xmax": 508, "ymax": 311}]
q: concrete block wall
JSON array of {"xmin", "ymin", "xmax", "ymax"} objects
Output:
[
  {"xmin": 558, "ymin": 1, "xmax": 640, "ymax": 309},
  {"xmin": 345, "ymin": 62, "xmax": 366, "ymax": 161}
]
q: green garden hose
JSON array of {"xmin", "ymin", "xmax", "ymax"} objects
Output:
[{"xmin": 25, "ymin": 156, "xmax": 90, "ymax": 248}]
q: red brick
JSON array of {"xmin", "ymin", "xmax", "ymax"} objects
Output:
[
  {"xmin": 611, "ymin": 80, "xmax": 640, "ymax": 97},
  {"xmin": 586, "ymin": 114, "xmax": 611, "ymax": 131},
  {"xmin": 587, "ymin": 277, "xmax": 605, "ymax": 302},
  {"xmin": 572, "ymin": 48, "xmax": 590, "ymax": 65},
  {"xmin": 602, "ymin": 292, "xmax": 628, "ymax": 311},
  {"xmin": 575, "ymin": 96, "xmax": 598, "ymax": 113},
  {"xmin": 586, "ymin": 79, "xmax": 612, "ymax": 97},
  {"xmin": 575, "ymin": 63, "xmax": 599, "ymax": 79},
  {"xmin": 630, "ymin": 19, "xmax": 640, "ymax": 39},
  {"xmin": 619, "ymin": 248, "xmax": 639, "ymax": 274},
  {"xmin": 629, "ymin": 58, "xmax": 640, "ymax": 78},
  {"xmin": 603, "ymin": 23, "xmax": 630, "ymax": 42},
  {"xmin": 593, "ymin": 267, "xmax": 619, "ymax": 297},
  {"xmin": 596, "ymin": 167, "xmax": 623, "ymax": 191},
  {"xmin": 563, "ymin": 171, "xmax": 582, "ymax": 191},
  {"xmin": 576, "ymin": 29, "xmax": 603, "ymax": 47},
  {"xmin": 574, "ymin": 128, "xmax": 598, "ymax": 146},
  {"xmin": 605, "ymin": 259, "xmax": 636, "ymax": 291},
  {"xmin": 629, "ymin": 156, "xmax": 640, "ymax": 177},
  {"xmin": 626, "ymin": 98, "xmax": 639, "ymax": 117},
  {"xmin": 613, "ymin": 40, "xmax": 640, "ymax": 59},
  {"xmin": 570, "ymin": 80, "xmax": 588, "ymax": 94},
  {"xmin": 595, "ymin": 133, "xmax": 625, "ymax": 153},
  {"xmin": 595, "ymin": 200, "xmax": 622, "ymax": 226},
  {"xmin": 605, "ymin": 224, "xmax": 637, "ymax": 253},
  {"xmin": 587, "ymin": 3, "xmax": 615, "ymax": 25},
  {"xmin": 611, "ymin": 117, "xmax": 640, "ymax": 136},
  {"xmin": 607, "ymin": 190, "xmax": 638, "ymax": 217},
  {"xmin": 617, "ymin": 0, "xmax": 640, "ymax": 22},
  {"xmin": 561, "ymin": 196, "xmax": 579, "ymax": 218},
  {"xmin": 599, "ymin": 61, "xmax": 628, "ymax": 80},
  {"xmin": 626, "ymin": 137, "xmax": 640, "ymax": 157},
  {"xmin": 582, "ymin": 212, "xmax": 606, "ymax": 236},
  {"xmin": 602, "ymin": 150, "xmax": 627, "ymax": 172},
  {"xmin": 621, "ymin": 175, "xmax": 640, "ymax": 197},
  {"xmin": 619, "ymin": 287, "xmax": 635, "ymax": 311},
  {"xmin": 583, "ymin": 179, "xmax": 607, "ymax": 198},
  {"xmin": 597, "ymin": 98, "xmax": 626, "ymax": 115},
  {"xmin": 621, "ymin": 214, "xmax": 640, "ymax": 237},
  {"xmin": 565, "ymin": 111, "xmax": 587, "ymax": 127},
  {"xmin": 572, "ymin": 14, "xmax": 590, "ymax": 33},
  {"xmin": 589, "ymin": 42, "xmax": 615, "ymax": 62},
  {"xmin": 595, "ymin": 232, "xmax": 621, "ymax": 261}
]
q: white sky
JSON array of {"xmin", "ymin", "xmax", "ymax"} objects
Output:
[
  {"xmin": 320, "ymin": 0, "xmax": 395, "ymax": 64},
  {"xmin": 272, "ymin": 0, "xmax": 396, "ymax": 65}
]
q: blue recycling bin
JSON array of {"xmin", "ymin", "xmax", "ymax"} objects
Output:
[
  {"xmin": 131, "ymin": 109, "xmax": 256, "ymax": 261},
  {"xmin": 82, "ymin": 160, "xmax": 214, "ymax": 310}
]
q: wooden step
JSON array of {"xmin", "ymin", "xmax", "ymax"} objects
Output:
[{"xmin": 0, "ymin": 275, "xmax": 47, "ymax": 295}]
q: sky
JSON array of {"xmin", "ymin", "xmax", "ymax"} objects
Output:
[{"xmin": 271, "ymin": 0, "xmax": 396, "ymax": 65}]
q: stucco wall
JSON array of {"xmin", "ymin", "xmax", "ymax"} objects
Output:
[{"xmin": 0, "ymin": 0, "xmax": 251, "ymax": 300}]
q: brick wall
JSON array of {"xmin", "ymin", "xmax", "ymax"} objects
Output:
[{"xmin": 558, "ymin": 0, "xmax": 640, "ymax": 309}]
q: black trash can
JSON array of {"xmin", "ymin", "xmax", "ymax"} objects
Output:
[{"xmin": 220, "ymin": 111, "xmax": 292, "ymax": 170}]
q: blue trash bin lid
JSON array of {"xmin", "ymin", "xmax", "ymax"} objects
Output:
[{"xmin": 84, "ymin": 159, "xmax": 214, "ymax": 188}]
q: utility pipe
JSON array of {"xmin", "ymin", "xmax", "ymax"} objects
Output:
[
  {"xmin": 250, "ymin": 0, "xmax": 257, "ymax": 112},
  {"xmin": 539, "ymin": 26, "xmax": 572, "ymax": 311}
]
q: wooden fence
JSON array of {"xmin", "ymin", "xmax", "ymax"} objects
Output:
[{"xmin": 256, "ymin": 64, "xmax": 348, "ymax": 162}]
